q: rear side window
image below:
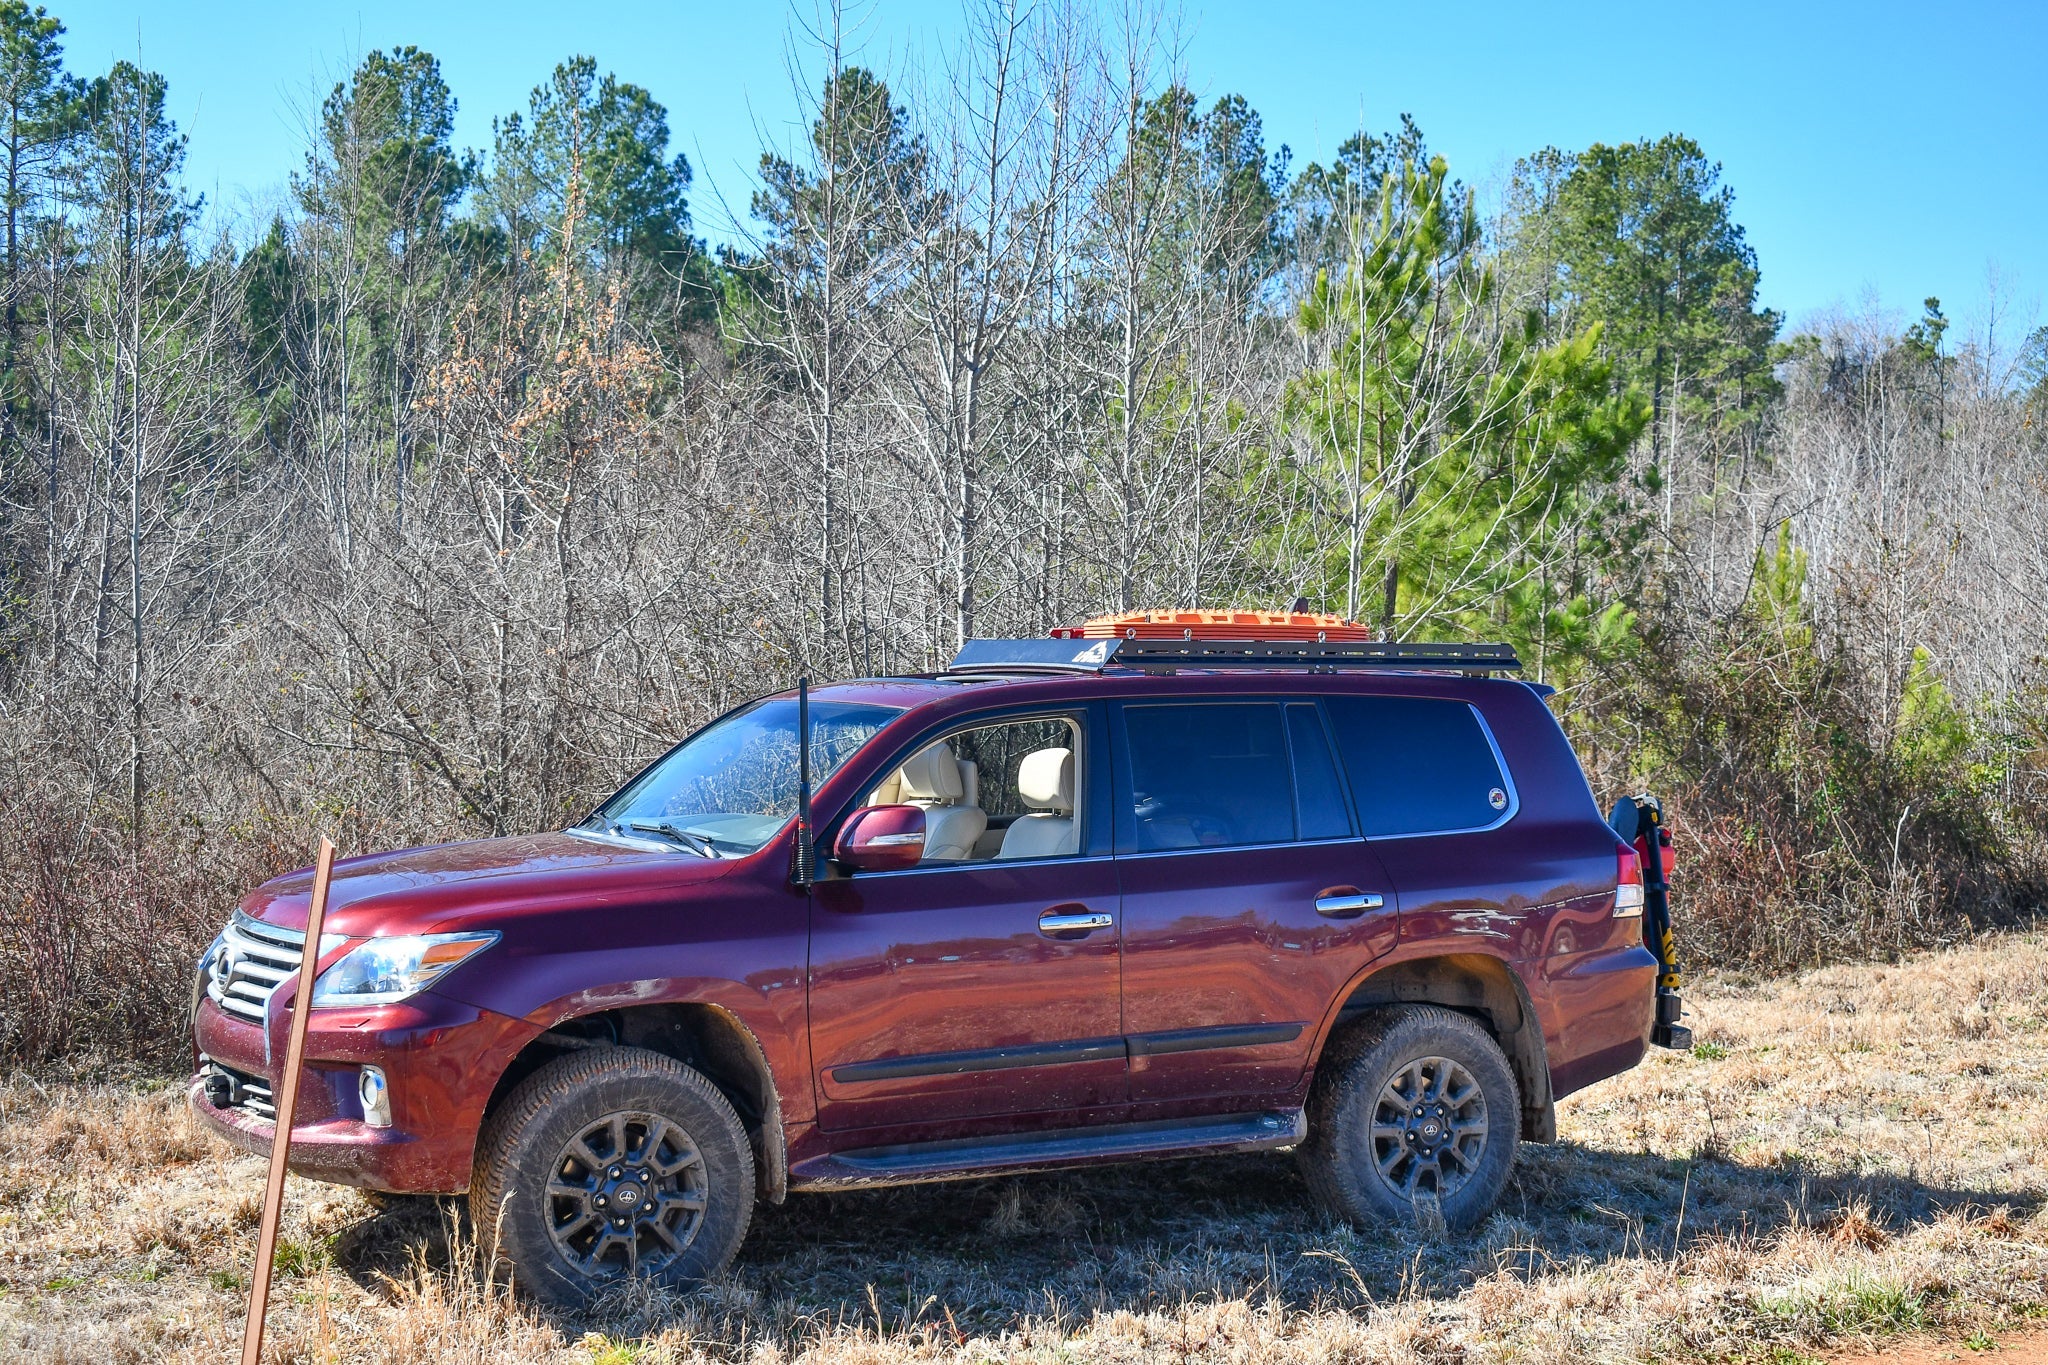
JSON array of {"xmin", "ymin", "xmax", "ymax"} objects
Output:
[
  {"xmin": 1123, "ymin": 704, "xmax": 1294, "ymax": 850},
  {"xmin": 1325, "ymin": 696, "xmax": 1511, "ymax": 836}
]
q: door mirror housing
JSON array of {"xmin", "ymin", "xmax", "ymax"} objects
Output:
[{"xmin": 833, "ymin": 804, "xmax": 926, "ymax": 873}]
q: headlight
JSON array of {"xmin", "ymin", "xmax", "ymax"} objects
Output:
[{"xmin": 309, "ymin": 931, "xmax": 500, "ymax": 1006}]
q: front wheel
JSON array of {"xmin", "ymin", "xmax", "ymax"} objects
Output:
[
  {"xmin": 471, "ymin": 1048, "xmax": 755, "ymax": 1308},
  {"xmin": 1297, "ymin": 1005, "xmax": 1519, "ymax": 1231}
]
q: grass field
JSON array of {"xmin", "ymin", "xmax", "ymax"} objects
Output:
[{"xmin": 10, "ymin": 934, "xmax": 2048, "ymax": 1363}]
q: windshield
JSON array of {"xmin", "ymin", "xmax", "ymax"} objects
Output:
[{"xmin": 583, "ymin": 698, "xmax": 900, "ymax": 856}]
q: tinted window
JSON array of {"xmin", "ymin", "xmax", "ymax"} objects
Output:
[
  {"xmin": 1124, "ymin": 704, "xmax": 1293, "ymax": 850},
  {"xmin": 1325, "ymin": 696, "xmax": 1509, "ymax": 836},
  {"xmin": 1286, "ymin": 704, "xmax": 1353, "ymax": 839}
]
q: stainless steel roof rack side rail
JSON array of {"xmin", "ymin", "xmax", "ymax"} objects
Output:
[
  {"xmin": 944, "ymin": 637, "xmax": 1521, "ymax": 675},
  {"xmin": 1113, "ymin": 639, "xmax": 1521, "ymax": 672}
]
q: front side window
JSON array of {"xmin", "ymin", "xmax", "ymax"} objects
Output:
[
  {"xmin": 1123, "ymin": 703, "xmax": 1296, "ymax": 851},
  {"xmin": 588, "ymin": 699, "xmax": 899, "ymax": 856},
  {"xmin": 1324, "ymin": 696, "xmax": 1512, "ymax": 836},
  {"xmin": 860, "ymin": 714, "xmax": 1085, "ymax": 864}
]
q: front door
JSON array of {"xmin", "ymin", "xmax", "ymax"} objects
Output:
[
  {"xmin": 807, "ymin": 708, "xmax": 1123, "ymax": 1133},
  {"xmin": 1114, "ymin": 698, "xmax": 1400, "ymax": 1107}
]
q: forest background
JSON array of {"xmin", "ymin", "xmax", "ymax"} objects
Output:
[{"xmin": 1, "ymin": 0, "xmax": 2044, "ymax": 1067}]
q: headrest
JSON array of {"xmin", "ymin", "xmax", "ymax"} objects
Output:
[
  {"xmin": 897, "ymin": 742, "xmax": 965, "ymax": 803},
  {"xmin": 865, "ymin": 769, "xmax": 904, "ymax": 807},
  {"xmin": 1017, "ymin": 747, "xmax": 1074, "ymax": 813}
]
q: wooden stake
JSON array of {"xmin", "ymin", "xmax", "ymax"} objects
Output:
[{"xmin": 240, "ymin": 836, "xmax": 337, "ymax": 1365}]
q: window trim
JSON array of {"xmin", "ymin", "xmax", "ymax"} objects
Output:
[{"xmin": 1283, "ymin": 700, "xmax": 1358, "ymax": 841}]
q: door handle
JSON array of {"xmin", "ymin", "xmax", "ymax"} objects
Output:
[
  {"xmin": 1038, "ymin": 908, "xmax": 1114, "ymax": 938},
  {"xmin": 1315, "ymin": 889, "xmax": 1385, "ymax": 918}
]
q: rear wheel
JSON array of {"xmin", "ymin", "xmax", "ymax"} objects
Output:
[
  {"xmin": 471, "ymin": 1048, "xmax": 755, "ymax": 1307},
  {"xmin": 1298, "ymin": 1005, "xmax": 1518, "ymax": 1230}
]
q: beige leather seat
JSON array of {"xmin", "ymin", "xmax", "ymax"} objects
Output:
[
  {"xmin": 998, "ymin": 747, "xmax": 1077, "ymax": 859},
  {"xmin": 894, "ymin": 742, "xmax": 986, "ymax": 861}
]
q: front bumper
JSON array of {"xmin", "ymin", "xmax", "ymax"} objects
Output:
[{"xmin": 188, "ymin": 989, "xmax": 537, "ymax": 1194}]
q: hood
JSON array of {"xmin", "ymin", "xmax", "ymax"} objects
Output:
[{"xmin": 239, "ymin": 830, "xmax": 740, "ymax": 939}]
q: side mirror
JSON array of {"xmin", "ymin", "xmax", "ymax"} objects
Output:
[{"xmin": 833, "ymin": 804, "xmax": 926, "ymax": 873}]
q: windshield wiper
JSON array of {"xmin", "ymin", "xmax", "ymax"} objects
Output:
[{"xmin": 624, "ymin": 819, "xmax": 723, "ymax": 859}]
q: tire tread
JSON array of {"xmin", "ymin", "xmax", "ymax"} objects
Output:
[
  {"xmin": 471, "ymin": 1046, "xmax": 755, "ymax": 1306},
  {"xmin": 1297, "ymin": 1004, "xmax": 1519, "ymax": 1230}
]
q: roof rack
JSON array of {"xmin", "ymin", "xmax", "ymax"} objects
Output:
[{"xmin": 943, "ymin": 636, "xmax": 1521, "ymax": 675}]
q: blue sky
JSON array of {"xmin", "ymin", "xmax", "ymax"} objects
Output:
[{"xmin": 65, "ymin": 0, "xmax": 2046, "ymax": 341}]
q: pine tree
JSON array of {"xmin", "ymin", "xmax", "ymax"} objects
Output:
[
  {"xmin": 0, "ymin": 1, "xmax": 77, "ymax": 476},
  {"xmin": 1511, "ymin": 135, "xmax": 1779, "ymax": 495},
  {"xmin": 1278, "ymin": 155, "xmax": 1649, "ymax": 680}
]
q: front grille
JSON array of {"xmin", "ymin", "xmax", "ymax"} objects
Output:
[
  {"xmin": 205, "ymin": 913, "xmax": 306, "ymax": 1022},
  {"xmin": 199, "ymin": 1055, "xmax": 276, "ymax": 1122}
]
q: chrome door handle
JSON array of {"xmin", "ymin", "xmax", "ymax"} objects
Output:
[
  {"xmin": 1315, "ymin": 891, "xmax": 1385, "ymax": 918},
  {"xmin": 1038, "ymin": 909, "xmax": 1114, "ymax": 937}
]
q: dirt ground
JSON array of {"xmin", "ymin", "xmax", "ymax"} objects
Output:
[
  {"xmin": 1833, "ymin": 1327, "xmax": 2048, "ymax": 1363},
  {"xmin": 10, "ymin": 933, "xmax": 2048, "ymax": 1363}
]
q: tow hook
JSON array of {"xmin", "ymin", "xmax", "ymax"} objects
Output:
[{"xmin": 203, "ymin": 1069, "xmax": 235, "ymax": 1108}]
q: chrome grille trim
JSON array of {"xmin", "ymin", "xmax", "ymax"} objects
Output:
[{"xmin": 206, "ymin": 912, "xmax": 308, "ymax": 1022}]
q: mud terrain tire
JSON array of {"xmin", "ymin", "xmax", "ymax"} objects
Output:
[
  {"xmin": 1297, "ymin": 1005, "xmax": 1519, "ymax": 1231},
  {"xmin": 471, "ymin": 1047, "xmax": 754, "ymax": 1308}
]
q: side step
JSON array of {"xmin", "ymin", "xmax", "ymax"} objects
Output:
[{"xmin": 789, "ymin": 1109, "xmax": 1306, "ymax": 1191}]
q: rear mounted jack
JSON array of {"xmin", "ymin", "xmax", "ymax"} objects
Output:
[{"xmin": 1612, "ymin": 793, "xmax": 1690, "ymax": 1051}]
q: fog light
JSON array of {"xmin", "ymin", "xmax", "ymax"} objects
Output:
[{"xmin": 359, "ymin": 1066, "xmax": 392, "ymax": 1128}]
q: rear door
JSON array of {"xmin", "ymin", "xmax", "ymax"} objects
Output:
[{"xmin": 1114, "ymin": 698, "xmax": 1399, "ymax": 1107}]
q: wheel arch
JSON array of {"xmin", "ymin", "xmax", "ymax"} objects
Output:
[
  {"xmin": 1315, "ymin": 952, "xmax": 1555, "ymax": 1142},
  {"xmin": 480, "ymin": 1001, "xmax": 789, "ymax": 1203}
]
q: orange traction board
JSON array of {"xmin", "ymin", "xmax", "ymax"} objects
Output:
[{"xmin": 1051, "ymin": 609, "xmax": 1380, "ymax": 642}]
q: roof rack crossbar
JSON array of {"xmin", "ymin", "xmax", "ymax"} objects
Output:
[{"xmin": 944, "ymin": 637, "xmax": 1521, "ymax": 675}]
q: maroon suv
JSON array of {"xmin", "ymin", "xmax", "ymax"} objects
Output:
[{"xmin": 189, "ymin": 621, "xmax": 1685, "ymax": 1306}]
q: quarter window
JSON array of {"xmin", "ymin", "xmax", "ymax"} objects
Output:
[{"xmin": 1324, "ymin": 696, "xmax": 1511, "ymax": 837}]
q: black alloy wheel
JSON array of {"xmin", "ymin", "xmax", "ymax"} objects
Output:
[
  {"xmin": 544, "ymin": 1110, "xmax": 711, "ymax": 1278},
  {"xmin": 1365, "ymin": 1055, "xmax": 1490, "ymax": 1204}
]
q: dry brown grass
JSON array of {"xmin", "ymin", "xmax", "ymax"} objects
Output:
[{"xmin": 12, "ymin": 935, "xmax": 2048, "ymax": 1362}]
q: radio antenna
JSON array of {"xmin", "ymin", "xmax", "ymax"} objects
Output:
[{"xmin": 792, "ymin": 678, "xmax": 815, "ymax": 887}]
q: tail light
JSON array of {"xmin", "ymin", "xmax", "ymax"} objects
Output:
[{"xmin": 1614, "ymin": 843, "xmax": 1645, "ymax": 917}]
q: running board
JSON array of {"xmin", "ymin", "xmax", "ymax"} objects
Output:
[{"xmin": 789, "ymin": 1109, "xmax": 1306, "ymax": 1191}]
